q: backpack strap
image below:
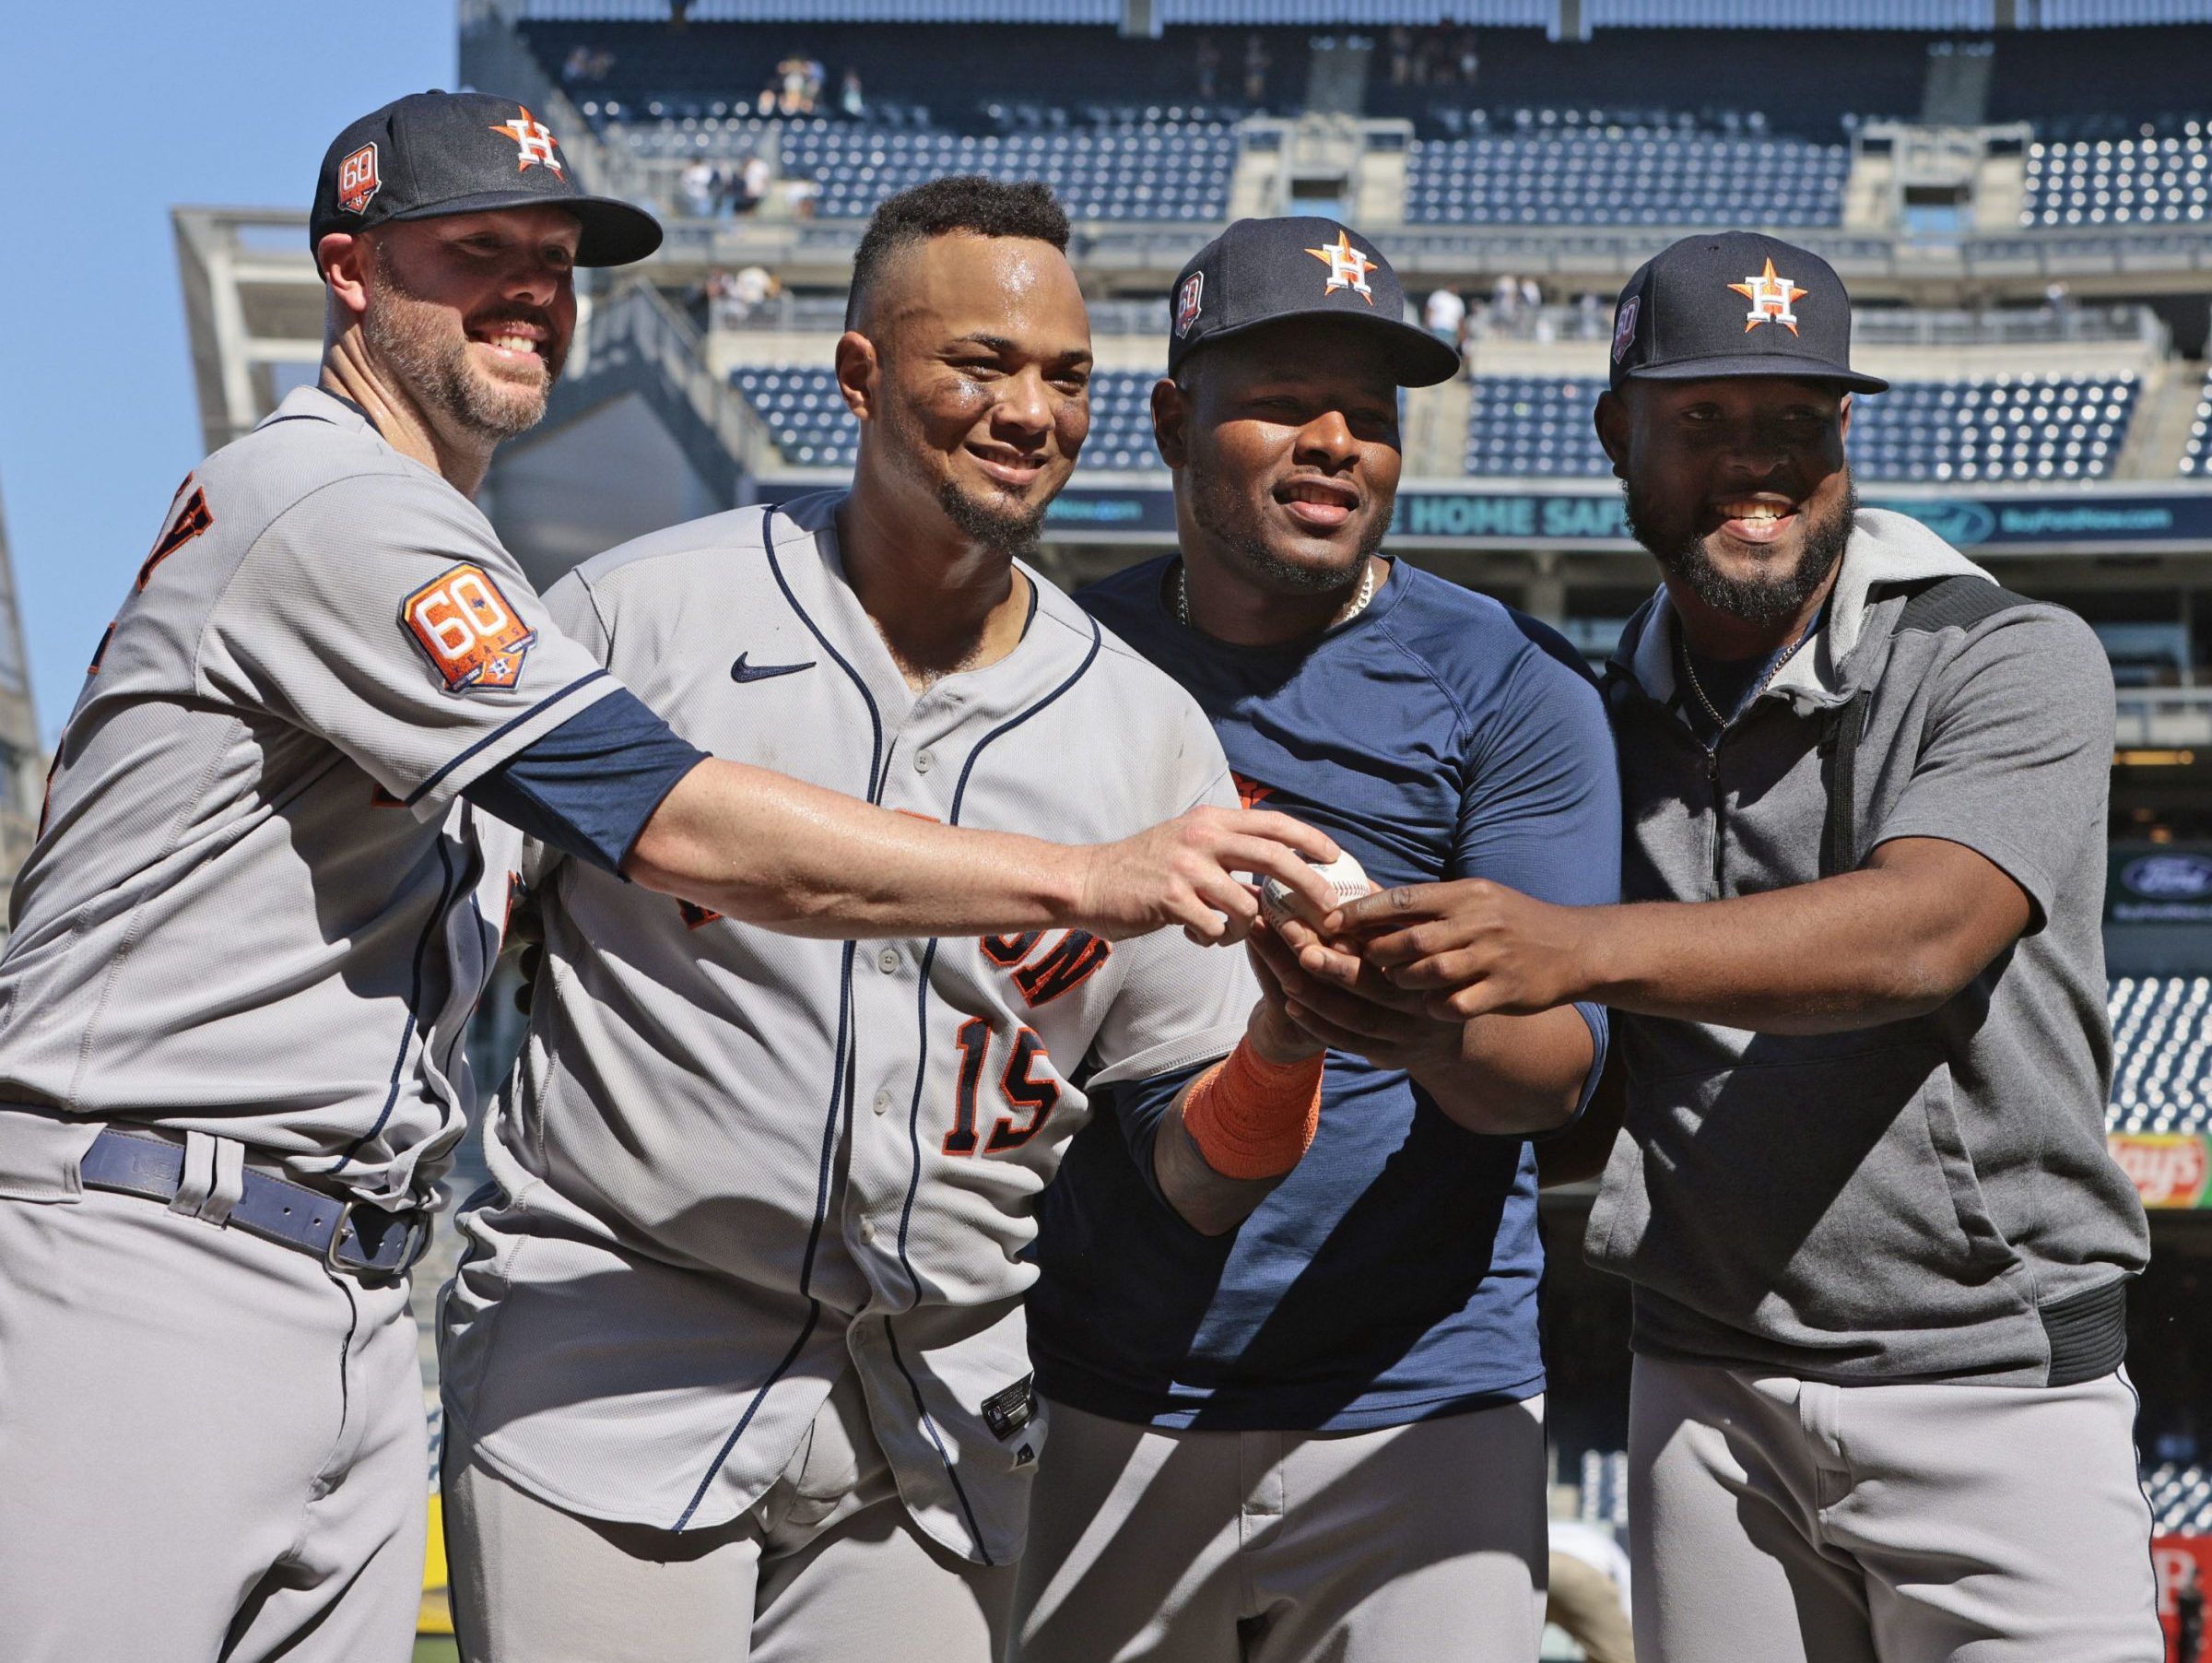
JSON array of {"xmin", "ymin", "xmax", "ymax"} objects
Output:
[{"xmin": 1817, "ymin": 575, "xmax": 2040, "ymax": 878}]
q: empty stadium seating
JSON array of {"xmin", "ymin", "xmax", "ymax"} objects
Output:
[
  {"xmin": 1405, "ymin": 130, "xmax": 1849, "ymax": 228},
  {"xmin": 2142, "ymin": 1463, "xmax": 2212, "ymax": 1534},
  {"xmin": 731, "ymin": 364, "xmax": 1166, "ymax": 470},
  {"xmin": 1462, "ymin": 374, "xmax": 2136, "ymax": 483},
  {"xmin": 1578, "ymin": 1449, "xmax": 1630, "ymax": 1529},
  {"xmin": 2022, "ymin": 127, "xmax": 2212, "ymax": 227},
  {"xmin": 782, "ymin": 123, "xmax": 1237, "ymax": 219},
  {"xmin": 2109, "ymin": 976, "xmax": 2212, "ymax": 1135},
  {"xmin": 2180, "ymin": 370, "xmax": 2212, "ymax": 476}
]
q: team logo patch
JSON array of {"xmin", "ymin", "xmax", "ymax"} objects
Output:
[
  {"xmin": 1230, "ymin": 771, "xmax": 1276, "ymax": 810},
  {"xmin": 1729, "ymin": 258, "xmax": 1806, "ymax": 336},
  {"xmin": 400, "ymin": 563, "xmax": 537, "ymax": 692},
  {"xmin": 488, "ymin": 106, "xmax": 562, "ymax": 173},
  {"xmin": 1174, "ymin": 271, "xmax": 1205, "ymax": 337},
  {"xmin": 1611, "ymin": 295, "xmax": 1640, "ymax": 364},
  {"xmin": 1304, "ymin": 230, "xmax": 1376, "ymax": 305},
  {"xmin": 337, "ymin": 143, "xmax": 381, "ymax": 215}
]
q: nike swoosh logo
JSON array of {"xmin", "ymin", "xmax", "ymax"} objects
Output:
[{"xmin": 731, "ymin": 654, "xmax": 816, "ymax": 684}]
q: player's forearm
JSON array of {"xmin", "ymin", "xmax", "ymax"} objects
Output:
[
  {"xmin": 626, "ymin": 759, "xmax": 1080, "ymax": 939},
  {"xmin": 1151, "ymin": 1015, "xmax": 1325, "ymax": 1236},
  {"xmin": 1575, "ymin": 869, "xmax": 1993, "ymax": 1033},
  {"xmin": 1152, "ymin": 1107, "xmax": 1290, "ymax": 1236},
  {"xmin": 1408, "ymin": 1004, "xmax": 1592, "ymax": 1136}
]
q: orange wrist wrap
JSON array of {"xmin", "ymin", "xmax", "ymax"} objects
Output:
[{"xmin": 1180, "ymin": 1040, "xmax": 1324, "ymax": 1182}]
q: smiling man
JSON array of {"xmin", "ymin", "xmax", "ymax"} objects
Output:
[
  {"xmin": 0, "ymin": 102, "xmax": 1337, "ymax": 1663},
  {"xmin": 1015, "ymin": 218, "xmax": 1619, "ymax": 1663},
  {"xmin": 1322, "ymin": 232, "xmax": 2160, "ymax": 1660},
  {"xmin": 437, "ymin": 179, "xmax": 1341, "ymax": 1663}
]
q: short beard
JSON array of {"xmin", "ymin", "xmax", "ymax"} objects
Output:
[
  {"xmin": 935, "ymin": 476, "xmax": 1047, "ymax": 559},
  {"xmin": 877, "ymin": 377, "xmax": 1050, "ymax": 558},
  {"xmin": 1185, "ymin": 458, "xmax": 1388, "ymax": 600},
  {"xmin": 1627, "ymin": 476, "xmax": 1858, "ymax": 629},
  {"xmin": 362, "ymin": 243, "xmax": 557, "ymax": 443}
]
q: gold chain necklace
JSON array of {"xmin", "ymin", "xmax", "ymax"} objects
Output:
[{"xmin": 1172, "ymin": 558, "xmax": 1376, "ymax": 631}]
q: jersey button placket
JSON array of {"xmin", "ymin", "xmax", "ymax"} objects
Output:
[{"xmin": 877, "ymin": 946, "xmax": 901, "ymax": 974}]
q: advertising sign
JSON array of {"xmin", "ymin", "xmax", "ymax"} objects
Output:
[
  {"xmin": 2155, "ymin": 1535, "xmax": 2211, "ymax": 1659},
  {"xmin": 2109, "ymin": 844, "xmax": 2212, "ymax": 927},
  {"xmin": 2109, "ymin": 1134, "xmax": 2212, "ymax": 1210}
]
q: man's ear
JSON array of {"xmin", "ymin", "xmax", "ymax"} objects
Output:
[
  {"xmin": 833, "ymin": 331, "xmax": 879, "ymax": 422},
  {"xmin": 1839, "ymin": 392, "xmax": 1853, "ymax": 442},
  {"xmin": 1151, "ymin": 376, "xmax": 1191, "ymax": 470},
  {"xmin": 319, "ymin": 232, "xmax": 370, "ymax": 321},
  {"xmin": 1594, "ymin": 389, "xmax": 1631, "ymax": 480}
]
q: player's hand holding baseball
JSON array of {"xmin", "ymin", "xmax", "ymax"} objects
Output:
[
  {"xmin": 1249, "ymin": 916, "xmax": 1464, "ymax": 1072},
  {"xmin": 1312, "ymin": 879, "xmax": 1604, "ymax": 1020},
  {"xmin": 1076, "ymin": 806, "xmax": 1345, "ymax": 946}
]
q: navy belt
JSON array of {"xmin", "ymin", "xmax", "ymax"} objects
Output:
[{"xmin": 79, "ymin": 1129, "xmax": 431, "ymax": 1279}]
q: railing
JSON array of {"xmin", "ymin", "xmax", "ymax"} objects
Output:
[
  {"xmin": 2116, "ymin": 688, "xmax": 2212, "ymax": 749},
  {"xmin": 571, "ymin": 278, "xmax": 772, "ymax": 484}
]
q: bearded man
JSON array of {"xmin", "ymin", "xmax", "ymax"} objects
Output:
[
  {"xmin": 0, "ymin": 101, "xmax": 1331, "ymax": 1663},
  {"xmin": 1320, "ymin": 231, "xmax": 2160, "ymax": 1662}
]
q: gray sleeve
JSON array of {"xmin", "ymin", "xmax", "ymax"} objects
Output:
[
  {"xmin": 200, "ymin": 471, "xmax": 619, "ymax": 820},
  {"xmin": 1085, "ymin": 753, "xmax": 1259, "ymax": 1090},
  {"xmin": 1866, "ymin": 607, "xmax": 2114, "ymax": 930}
]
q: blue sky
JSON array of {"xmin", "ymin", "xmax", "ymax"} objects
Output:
[{"xmin": 0, "ymin": 2, "xmax": 453, "ymax": 741}]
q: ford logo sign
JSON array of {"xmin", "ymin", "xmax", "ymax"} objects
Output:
[
  {"xmin": 2123, "ymin": 853, "xmax": 2212, "ymax": 899},
  {"xmin": 1881, "ymin": 500, "xmax": 1997, "ymax": 548}
]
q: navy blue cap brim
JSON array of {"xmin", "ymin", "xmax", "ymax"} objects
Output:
[
  {"xmin": 1190, "ymin": 310, "xmax": 1462, "ymax": 388},
  {"xmin": 1624, "ymin": 353, "xmax": 1887, "ymax": 395},
  {"xmin": 384, "ymin": 189, "xmax": 663, "ymax": 266}
]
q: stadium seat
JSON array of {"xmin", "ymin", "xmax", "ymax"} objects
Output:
[
  {"xmin": 2181, "ymin": 369, "xmax": 2212, "ymax": 477},
  {"xmin": 2021, "ymin": 127, "xmax": 2212, "ymax": 228},
  {"xmin": 1406, "ymin": 126, "xmax": 1850, "ymax": 228},
  {"xmin": 780, "ymin": 122, "xmax": 1236, "ymax": 220},
  {"xmin": 2108, "ymin": 975, "xmax": 2212, "ymax": 1135}
]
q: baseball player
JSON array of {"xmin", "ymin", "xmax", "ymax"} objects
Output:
[
  {"xmin": 1013, "ymin": 218, "xmax": 1620, "ymax": 1663},
  {"xmin": 0, "ymin": 106, "xmax": 1334, "ymax": 1663},
  {"xmin": 1325, "ymin": 233, "xmax": 2161, "ymax": 1660},
  {"xmin": 436, "ymin": 177, "xmax": 1335, "ymax": 1662}
]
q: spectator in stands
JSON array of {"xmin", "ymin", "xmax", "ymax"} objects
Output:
[
  {"xmin": 1387, "ymin": 26, "xmax": 1415, "ymax": 87},
  {"xmin": 840, "ymin": 67, "xmax": 865, "ymax": 121},
  {"xmin": 1455, "ymin": 29, "xmax": 1480, "ymax": 87},
  {"xmin": 732, "ymin": 151, "xmax": 771, "ymax": 216},
  {"xmin": 1195, "ymin": 34, "xmax": 1220, "ymax": 100},
  {"xmin": 1242, "ymin": 34, "xmax": 1270, "ymax": 108},
  {"xmin": 1425, "ymin": 286, "xmax": 1466, "ymax": 348},
  {"xmin": 2179, "ymin": 1562, "xmax": 2205, "ymax": 1663},
  {"xmin": 1322, "ymin": 230, "xmax": 2162, "ymax": 1662},
  {"xmin": 680, "ymin": 158, "xmax": 716, "ymax": 220}
]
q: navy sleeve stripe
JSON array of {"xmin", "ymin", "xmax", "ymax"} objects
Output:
[
  {"xmin": 463, "ymin": 686, "xmax": 708, "ymax": 876},
  {"xmin": 405, "ymin": 668, "xmax": 613, "ymax": 808}
]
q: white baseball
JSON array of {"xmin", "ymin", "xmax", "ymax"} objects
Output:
[{"xmin": 1261, "ymin": 851, "xmax": 1374, "ymax": 928}]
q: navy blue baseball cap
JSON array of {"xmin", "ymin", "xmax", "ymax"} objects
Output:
[
  {"xmin": 311, "ymin": 91, "xmax": 662, "ymax": 268},
  {"xmin": 1166, "ymin": 217, "xmax": 1460, "ymax": 387},
  {"xmin": 1608, "ymin": 230, "xmax": 1886, "ymax": 395}
]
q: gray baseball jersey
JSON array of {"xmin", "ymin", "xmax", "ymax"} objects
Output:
[
  {"xmin": 0, "ymin": 386, "xmax": 616, "ymax": 1205},
  {"xmin": 440, "ymin": 491, "xmax": 1257, "ymax": 1566}
]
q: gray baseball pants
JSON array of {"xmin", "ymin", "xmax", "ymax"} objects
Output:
[
  {"xmin": 0, "ymin": 1178, "xmax": 427, "ymax": 1663},
  {"xmin": 442, "ymin": 1366, "xmax": 1016, "ymax": 1662},
  {"xmin": 1629, "ymin": 1353, "xmax": 2163, "ymax": 1662},
  {"xmin": 1010, "ymin": 1395, "xmax": 1548, "ymax": 1663}
]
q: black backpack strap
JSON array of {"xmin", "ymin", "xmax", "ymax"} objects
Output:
[{"xmin": 1818, "ymin": 575, "xmax": 2039, "ymax": 877}]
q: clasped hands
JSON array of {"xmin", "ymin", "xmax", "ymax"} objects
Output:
[{"xmin": 1249, "ymin": 879, "xmax": 1597, "ymax": 1067}]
